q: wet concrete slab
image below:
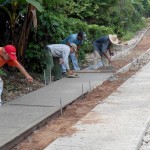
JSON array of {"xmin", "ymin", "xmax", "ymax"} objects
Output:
[{"xmin": 0, "ymin": 72, "xmax": 112, "ymax": 149}]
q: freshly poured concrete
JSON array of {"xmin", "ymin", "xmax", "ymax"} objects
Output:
[
  {"xmin": 0, "ymin": 72, "xmax": 112, "ymax": 149},
  {"xmin": 44, "ymin": 62, "xmax": 150, "ymax": 150}
]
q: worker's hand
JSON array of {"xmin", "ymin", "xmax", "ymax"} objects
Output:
[
  {"xmin": 67, "ymin": 69, "xmax": 74, "ymax": 75},
  {"xmin": 26, "ymin": 76, "xmax": 33, "ymax": 82}
]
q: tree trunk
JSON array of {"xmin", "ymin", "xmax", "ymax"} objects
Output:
[{"xmin": 17, "ymin": 4, "xmax": 36, "ymax": 64}]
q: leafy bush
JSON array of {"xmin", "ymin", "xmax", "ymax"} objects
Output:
[
  {"xmin": 25, "ymin": 43, "xmax": 47, "ymax": 73},
  {"xmin": 0, "ymin": 69, "xmax": 7, "ymax": 76},
  {"xmin": 27, "ymin": 10, "xmax": 147, "ymax": 72},
  {"xmin": 28, "ymin": 12, "xmax": 116, "ymax": 69}
]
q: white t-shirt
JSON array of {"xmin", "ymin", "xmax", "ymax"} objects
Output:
[{"xmin": 46, "ymin": 44, "xmax": 70, "ymax": 70}]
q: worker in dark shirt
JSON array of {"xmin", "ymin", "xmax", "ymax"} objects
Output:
[{"xmin": 93, "ymin": 34, "xmax": 119, "ymax": 66}]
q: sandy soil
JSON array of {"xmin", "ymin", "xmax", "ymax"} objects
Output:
[
  {"xmin": 12, "ymin": 27, "xmax": 150, "ymax": 150},
  {"xmin": 2, "ymin": 72, "xmax": 44, "ymax": 102}
]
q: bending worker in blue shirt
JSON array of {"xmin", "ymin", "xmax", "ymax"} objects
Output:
[
  {"xmin": 61, "ymin": 31, "xmax": 87, "ymax": 74},
  {"xmin": 93, "ymin": 34, "xmax": 119, "ymax": 66}
]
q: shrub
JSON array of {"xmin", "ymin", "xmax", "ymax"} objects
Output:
[{"xmin": 25, "ymin": 43, "xmax": 47, "ymax": 73}]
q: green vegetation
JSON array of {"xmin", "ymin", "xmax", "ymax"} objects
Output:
[{"xmin": 0, "ymin": 0, "xmax": 150, "ymax": 73}]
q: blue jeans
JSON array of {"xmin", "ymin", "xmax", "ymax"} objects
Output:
[{"xmin": 62, "ymin": 52, "xmax": 80, "ymax": 72}]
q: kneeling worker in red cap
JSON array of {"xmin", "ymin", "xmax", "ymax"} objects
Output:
[{"xmin": 0, "ymin": 45, "xmax": 33, "ymax": 104}]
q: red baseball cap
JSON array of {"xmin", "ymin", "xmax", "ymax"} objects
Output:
[{"xmin": 4, "ymin": 45, "xmax": 17, "ymax": 60}]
